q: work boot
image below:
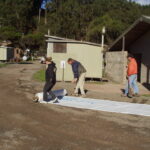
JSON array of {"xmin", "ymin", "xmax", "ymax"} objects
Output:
[
  {"xmin": 127, "ymin": 94, "xmax": 133, "ymax": 98},
  {"xmin": 80, "ymin": 94, "xmax": 86, "ymax": 98},
  {"xmin": 128, "ymin": 88, "xmax": 133, "ymax": 98}
]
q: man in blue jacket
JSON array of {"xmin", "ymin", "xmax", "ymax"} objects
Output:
[{"xmin": 68, "ymin": 58, "xmax": 86, "ymax": 97}]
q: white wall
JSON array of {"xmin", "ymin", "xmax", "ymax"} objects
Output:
[
  {"xmin": 47, "ymin": 43, "xmax": 53, "ymax": 57},
  {"xmin": 47, "ymin": 42, "xmax": 103, "ymax": 81},
  {"xmin": 67, "ymin": 43, "xmax": 103, "ymax": 78},
  {"xmin": 0, "ymin": 47, "xmax": 7, "ymax": 60}
]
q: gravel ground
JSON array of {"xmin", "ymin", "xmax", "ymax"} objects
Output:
[{"xmin": 0, "ymin": 62, "xmax": 149, "ymax": 150}]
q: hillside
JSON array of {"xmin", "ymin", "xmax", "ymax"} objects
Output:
[{"xmin": 0, "ymin": 0, "xmax": 150, "ymax": 51}]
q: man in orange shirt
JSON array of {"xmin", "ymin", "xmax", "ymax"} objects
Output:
[{"xmin": 123, "ymin": 54, "xmax": 139, "ymax": 98}]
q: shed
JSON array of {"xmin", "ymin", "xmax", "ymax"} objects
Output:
[
  {"xmin": 46, "ymin": 35, "xmax": 104, "ymax": 81},
  {"xmin": 0, "ymin": 46, "xmax": 14, "ymax": 61},
  {"xmin": 108, "ymin": 15, "xmax": 150, "ymax": 89}
]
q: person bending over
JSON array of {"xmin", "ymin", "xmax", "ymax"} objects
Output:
[{"xmin": 68, "ymin": 58, "xmax": 86, "ymax": 97}]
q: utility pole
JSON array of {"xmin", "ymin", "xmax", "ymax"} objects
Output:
[
  {"xmin": 101, "ymin": 26, "xmax": 106, "ymax": 49},
  {"xmin": 122, "ymin": 36, "xmax": 125, "ymax": 51},
  {"xmin": 38, "ymin": 9, "xmax": 41, "ymax": 23},
  {"xmin": 48, "ymin": 29, "xmax": 50, "ymax": 35},
  {"xmin": 45, "ymin": 9, "xmax": 47, "ymax": 25}
]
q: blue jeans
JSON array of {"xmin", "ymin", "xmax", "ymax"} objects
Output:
[{"xmin": 125, "ymin": 74, "xmax": 139, "ymax": 95}]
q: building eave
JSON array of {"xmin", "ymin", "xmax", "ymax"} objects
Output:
[
  {"xmin": 109, "ymin": 15, "xmax": 150, "ymax": 51},
  {"xmin": 45, "ymin": 35, "xmax": 106, "ymax": 47}
]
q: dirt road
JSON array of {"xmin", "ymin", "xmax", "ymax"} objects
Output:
[{"xmin": 0, "ymin": 63, "xmax": 150, "ymax": 150}]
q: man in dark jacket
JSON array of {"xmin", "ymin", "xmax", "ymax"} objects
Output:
[
  {"xmin": 68, "ymin": 58, "xmax": 86, "ymax": 97},
  {"xmin": 43, "ymin": 57, "xmax": 59, "ymax": 103}
]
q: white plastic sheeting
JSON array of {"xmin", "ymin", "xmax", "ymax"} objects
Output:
[
  {"xmin": 35, "ymin": 89, "xmax": 67, "ymax": 101},
  {"xmin": 37, "ymin": 91, "xmax": 150, "ymax": 117}
]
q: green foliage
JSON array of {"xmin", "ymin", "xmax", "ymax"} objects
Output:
[
  {"xmin": 0, "ymin": 26, "xmax": 22, "ymax": 43},
  {"xmin": 33, "ymin": 69, "xmax": 45, "ymax": 82},
  {"xmin": 0, "ymin": 0, "xmax": 37, "ymax": 48},
  {"xmin": 86, "ymin": 15, "xmax": 126, "ymax": 44},
  {"xmin": 0, "ymin": 0, "xmax": 35, "ymax": 33},
  {"xmin": 21, "ymin": 32, "xmax": 45, "ymax": 51},
  {"xmin": 0, "ymin": 0, "xmax": 150, "ymax": 48},
  {"xmin": 40, "ymin": 0, "xmax": 150, "ymax": 44}
]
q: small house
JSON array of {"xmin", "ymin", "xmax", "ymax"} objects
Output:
[
  {"xmin": 0, "ymin": 46, "xmax": 14, "ymax": 61},
  {"xmin": 108, "ymin": 16, "xmax": 150, "ymax": 89},
  {"xmin": 45, "ymin": 35, "xmax": 104, "ymax": 81}
]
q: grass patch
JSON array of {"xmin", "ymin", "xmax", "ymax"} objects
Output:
[
  {"xmin": 142, "ymin": 94, "xmax": 150, "ymax": 97},
  {"xmin": 33, "ymin": 69, "xmax": 45, "ymax": 82},
  {"xmin": 0, "ymin": 63, "xmax": 7, "ymax": 68}
]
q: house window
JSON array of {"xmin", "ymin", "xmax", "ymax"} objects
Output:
[{"xmin": 53, "ymin": 43, "xmax": 67, "ymax": 53}]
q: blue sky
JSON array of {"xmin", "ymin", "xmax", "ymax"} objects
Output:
[{"xmin": 131, "ymin": 0, "xmax": 150, "ymax": 5}]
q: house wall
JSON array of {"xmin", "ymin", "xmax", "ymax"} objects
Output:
[
  {"xmin": 67, "ymin": 43, "xmax": 103, "ymax": 78},
  {"xmin": 47, "ymin": 43, "xmax": 53, "ymax": 56},
  {"xmin": 129, "ymin": 30, "xmax": 150, "ymax": 86},
  {"xmin": 0, "ymin": 47, "xmax": 14, "ymax": 61},
  {"xmin": 0, "ymin": 47, "xmax": 7, "ymax": 60},
  {"xmin": 47, "ymin": 53, "xmax": 75, "ymax": 81},
  {"xmin": 47, "ymin": 43, "xmax": 103, "ymax": 81},
  {"xmin": 105, "ymin": 51, "xmax": 127, "ymax": 83}
]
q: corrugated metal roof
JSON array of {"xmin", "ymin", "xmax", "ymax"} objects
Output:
[
  {"xmin": 45, "ymin": 35, "xmax": 105, "ymax": 47},
  {"xmin": 109, "ymin": 15, "xmax": 150, "ymax": 51}
]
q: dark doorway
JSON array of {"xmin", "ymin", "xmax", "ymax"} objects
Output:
[
  {"xmin": 133, "ymin": 53, "xmax": 142, "ymax": 82},
  {"xmin": 146, "ymin": 66, "xmax": 150, "ymax": 85}
]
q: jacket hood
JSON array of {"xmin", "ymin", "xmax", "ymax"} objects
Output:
[{"xmin": 48, "ymin": 61, "xmax": 56, "ymax": 67}]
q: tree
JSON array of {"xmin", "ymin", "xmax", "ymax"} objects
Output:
[
  {"xmin": 0, "ymin": 0, "xmax": 36, "ymax": 33},
  {"xmin": 0, "ymin": 0, "xmax": 150, "ymax": 48},
  {"xmin": 86, "ymin": 15, "xmax": 126, "ymax": 44},
  {"xmin": 0, "ymin": 26, "xmax": 22, "ymax": 45},
  {"xmin": 20, "ymin": 32, "xmax": 44, "ymax": 51}
]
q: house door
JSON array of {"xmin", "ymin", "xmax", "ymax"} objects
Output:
[{"xmin": 133, "ymin": 54, "xmax": 142, "ymax": 82}]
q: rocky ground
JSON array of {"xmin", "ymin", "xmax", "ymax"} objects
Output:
[{"xmin": 0, "ymin": 62, "xmax": 150, "ymax": 150}]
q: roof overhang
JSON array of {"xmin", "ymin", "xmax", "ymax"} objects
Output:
[
  {"xmin": 45, "ymin": 35, "xmax": 65, "ymax": 40},
  {"xmin": 46, "ymin": 39, "xmax": 103, "ymax": 47},
  {"xmin": 45, "ymin": 35, "xmax": 103, "ymax": 47},
  {"xmin": 109, "ymin": 16, "xmax": 150, "ymax": 51}
]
